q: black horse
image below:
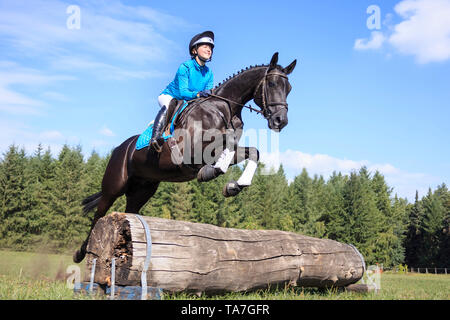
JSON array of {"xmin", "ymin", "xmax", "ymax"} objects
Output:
[{"xmin": 73, "ymin": 52, "xmax": 296, "ymax": 263}]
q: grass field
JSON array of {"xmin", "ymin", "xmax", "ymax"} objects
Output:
[{"xmin": 0, "ymin": 250, "xmax": 449, "ymax": 300}]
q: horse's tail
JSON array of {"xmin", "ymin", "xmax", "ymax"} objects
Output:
[{"xmin": 81, "ymin": 191, "xmax": 102, "ymax": 215}]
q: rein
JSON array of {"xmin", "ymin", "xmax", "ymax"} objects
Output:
[{"xmin": 207, "ymin": 93, "xmax": 263, "ymax": 115}]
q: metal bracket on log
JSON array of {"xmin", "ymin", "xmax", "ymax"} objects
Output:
[{"xmin": 136, "ymin": 214, "xmax": 161, "ymax": 300}]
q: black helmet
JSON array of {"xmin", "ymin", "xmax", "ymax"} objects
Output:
[{"xmin": 189, "ymin": 31, "xmax": 215, "ymax": 57}]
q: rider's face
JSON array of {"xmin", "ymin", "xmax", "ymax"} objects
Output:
[{"xmin": 195, "ymin": 44, "xmax": 212, "ymax": 61}]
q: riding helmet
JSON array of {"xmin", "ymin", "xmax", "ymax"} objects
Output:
[{"xmin": 189, "ymin": 31, "xmax": 215, "ymax": 58}]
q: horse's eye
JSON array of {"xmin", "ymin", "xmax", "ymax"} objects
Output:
[{"xmin": 268, "ymin": 81, "xmax": 276, "ymax": 88}]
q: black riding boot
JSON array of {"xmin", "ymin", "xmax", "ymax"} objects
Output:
[{"xmin": 150, "ymin": 105, "xmax": 168, "ymax": 152}]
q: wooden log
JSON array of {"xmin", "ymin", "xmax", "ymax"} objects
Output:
[{"xmin": 83, "ymin": 212, "xmax": 365, "ymax": 294}]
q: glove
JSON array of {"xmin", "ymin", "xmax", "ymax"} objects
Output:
[{"xmin": 198, "ymin": 89, "xmax": 212, "ymax": 98}]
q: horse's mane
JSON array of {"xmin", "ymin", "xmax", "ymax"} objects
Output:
[{"xmin": 214, "ymin": 64, "xmax": 283, "ymax": 90}]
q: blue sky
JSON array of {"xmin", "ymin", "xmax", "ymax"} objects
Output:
[{"xmin": 1, "ymin": 0, "xmax": 449, "ymax": 202}]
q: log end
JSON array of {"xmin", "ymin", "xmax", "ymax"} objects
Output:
[{"xmin": 84, "ymin": 212, "xmax": 133, "ymax": 284}]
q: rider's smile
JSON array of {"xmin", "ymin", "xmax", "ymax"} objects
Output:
[{"xmin": 194, "ymin": 44, "xmax": 212, "ymax": 66}]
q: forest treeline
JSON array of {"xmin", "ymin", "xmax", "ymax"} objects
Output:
[{"xmin": 0, "ymin": 144, "xmax": 448, "ymax": 268}]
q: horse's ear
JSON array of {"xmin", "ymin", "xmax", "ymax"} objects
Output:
[
  {"xmin": 269, "ymin": 52, "xmax": 279, "ymax": 70},
  {"xmin": 283, "ymin": 59, "xmax": 297, "ymax": 75}
]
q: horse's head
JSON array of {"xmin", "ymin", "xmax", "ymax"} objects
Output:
[{"xmin": 254, "ymin": 52, "xmax": 296, "ymax": 132}]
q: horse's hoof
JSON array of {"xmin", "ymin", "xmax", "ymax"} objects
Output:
[
  {"xmin": 223, "ymin": 180, "xmax": 243, "ymax": 197},
  {"xmin": 197, "ymin": 165, "xmax": 222, "ymax": 182},
  {"xmin": 73, "ymin": 250, "xmax": 84, "ymax": 263}
]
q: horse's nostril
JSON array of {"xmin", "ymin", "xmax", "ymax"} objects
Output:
[{"xmin": 274, "ymin": 116, "xmax": 282, "ymax": 125}]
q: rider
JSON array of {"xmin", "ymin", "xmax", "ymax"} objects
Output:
[{"xmin": 150, "ymin": 31, "xmax": 215, "ymax": 152}]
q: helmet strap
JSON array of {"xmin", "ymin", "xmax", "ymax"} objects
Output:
[
  {"xmin": 198, "ymin": 55, "xmax": 211, "ymax": 63},
  {"xmin": 193, "ymin": 45, "xmax": 212, "ymax": 63}
]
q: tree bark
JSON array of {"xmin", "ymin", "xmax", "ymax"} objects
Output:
[{"xmin": 84, "ymin": 212, "xmax": 365, "ymax": 293}]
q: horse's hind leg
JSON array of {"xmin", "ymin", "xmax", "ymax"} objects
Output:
[
  {"xmin": 125, "ymin": 180, "xmax": 160, "ymax": 213},
  {"xmin": 73, "ymin": 138, "xmax": 135, "ymax": 263},
  {"xmin": 73, "ymin": 193, "xmax": 119, "ymax": 263}
]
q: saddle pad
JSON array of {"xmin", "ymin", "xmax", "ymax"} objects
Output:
[{"xmin": 135, "ymin": 101, "xmax": 189, "ymax": 150}]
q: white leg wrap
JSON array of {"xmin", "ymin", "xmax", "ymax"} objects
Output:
[
  {"xmin": 214, "ymin": 148, "xmax": 235, "ymax": 173},
  {"xmin": 237, "ymin": 160, "xmax": 258, "ymax": 186}
]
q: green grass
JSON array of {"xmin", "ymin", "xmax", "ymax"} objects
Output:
[
  {"xmin": 166, "ymin": 273, "xmax": 450, "ymax": 300},
  {"xmin": 0, "ymin": 249, "xmax": 99, "ymax": 300},
  {"xmin": 1, "ymin": 250, "xmax": 449, "ymax": 300}
]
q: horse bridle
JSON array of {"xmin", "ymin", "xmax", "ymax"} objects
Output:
[
  {"xmin": 207, "ymin": 67, "xmax": 289, "ymax": 120},
  {"xmin": 253, "ymin": 68, "xmax": 289, "ymax": 120}
]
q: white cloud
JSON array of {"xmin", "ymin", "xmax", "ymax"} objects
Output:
[
  {"xmin": 41, "ymin": 91, "xmax": 68, "ymax": 102},
  {"xmin": 0, "ymin": 62, "xmax": 74, "ymax": 115},
  {"xmin": 0, "ymin": 0, "xmax": 190, "ymax": 82},
  {"xmin": 39, "ymin": 130, "xmax": 64, "ymax": 140},
  {"xmin": 51, "ymin": 56, "xmax": 167, "ymax": 80},
  {"xmin": 0, "ymin": 0, "xmax": 189, "ymax": 65},
  {"xmin": 0, "ymin": 119, "xmax": 72, "ymax": 157},
  {"xmin": 99, "ymin": 126, "xmax": 115, "ymax": 137},
  {"xmin": 389, "ymin": 0, "xmax": 450, "ymax": 63},
  {"xmin": 354, "ymin": 31, "xmax": 386, "ymax": 50},
  {"xmin": 354, "ymin": 0, "xmax": 450, "ymax": 63},
  {"xmin": 260, "ymin": 149, "xmax": 440, "ymax": 201}
]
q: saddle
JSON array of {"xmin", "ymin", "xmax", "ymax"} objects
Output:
[
  {"xmin": 135, "ymin": 98, "xmax": 204, "ymax": 151},
  {"xmin": 163, "ymin": 99, "xmax": 188, "ymax": 137}
]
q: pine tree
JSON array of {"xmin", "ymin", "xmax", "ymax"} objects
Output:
[
  {"xmin": 0, "ymin": 145, "xmax": 30, "ymax": 249},
  {"xmin": 47, "ymin": 145, "xmax": 89, "ymax": 250},
  {"xmin": 405, "ymin": 191, "xmax": 424, "ymax": 266},
  {"xmin": 143, "ymin": 182, "xmax": 172, "ymax": 217},
  {"xmin": 190, "ymin": 179, "xmax": 219, "ymax": 225},
  {"xmin": 288, "ymin": 168, "xmax": 313, "ymax": 233},
  {"xmin": 370, "ymin": 171, "xmax": 407, "ymax": 267},
  {"xmin": 259, "ymin": 165, "xmax": 289, "ymax": 230},
  {"xmin": 436, "ymin": 184, "xmax": 450, "ymax": 267},
  {"xmin": 217, "ymin": 165, "xmax": 243, "ymax": 228},
  {"xmin": 24, "ymin": 144, "xmax": 56, "ymax": 246},
  {"xmin": 83, "ymin": 150, "xmax": 104, "ymax": 195},
  {"xmin": 342, "ymin": 167, "xmax": 384, "ymax": 265},
  {"xmin": 388, "ymin": 195, "xmax": 409, "ymax": 266},
  {"xmin": 323, "ymin": 172, "xmax": 350, "ymax": 241},
  {"xmin": 305, "ymin": 174, "xmax": 327, "ymax": 237},
  {"xmin": 239, "ymin": 163, "xmax": 267, "ymax": 230},
  {"xmin": 421, "ymin": 188, "xmax": 445, "ymax": 266},
  {"xmin": 170, "ymin": 182, "xmax": 193, "ymax": 221}
]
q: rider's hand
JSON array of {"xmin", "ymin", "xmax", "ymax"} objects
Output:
[{"xmin": 197, "ymin": 90, "xmax": 212, "ymax": 98}]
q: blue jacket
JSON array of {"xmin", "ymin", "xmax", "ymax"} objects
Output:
[{"xmin": 161, "ymin": 58, "xmax": 213, "ymax": 101}]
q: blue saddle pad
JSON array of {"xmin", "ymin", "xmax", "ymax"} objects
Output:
[{"xmin": 136, "ymin": 101, "xmax": 189, "ymax": 150}]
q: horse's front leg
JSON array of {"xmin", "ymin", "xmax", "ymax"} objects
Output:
[
  {"xmin": 223, "ymin": 146, "xmax": 259, "ymax": 197},
  {"xmin": 197, "ymin": 131, "xmax": 237, "ymax": 182}
]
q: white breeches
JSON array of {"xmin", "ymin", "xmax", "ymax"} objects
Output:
[
  {"xmin": 148, "ymin": 94, "xmax": 173, "ymax": 127},
  {"xmin": 158, "ymin": 94, "xmax": 173, "ymax": 108}
]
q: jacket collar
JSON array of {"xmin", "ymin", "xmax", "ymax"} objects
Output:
[{"xmin": 192, "ymin": 58, "xmax": 206, "ymax": 70}]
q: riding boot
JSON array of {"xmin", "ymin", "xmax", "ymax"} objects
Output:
[{"xmin": 150, "ymin": 105, "xmax": 168, "ymax": 153}]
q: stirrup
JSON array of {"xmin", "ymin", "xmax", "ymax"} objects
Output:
[{"xmin": 150, "ymin": 137, "xmax": 164, "ymax": 153}]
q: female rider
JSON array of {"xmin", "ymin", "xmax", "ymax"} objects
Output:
[{"xmin": 150, "ymin": 31, "xmax": 215, "ymax": 152}]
